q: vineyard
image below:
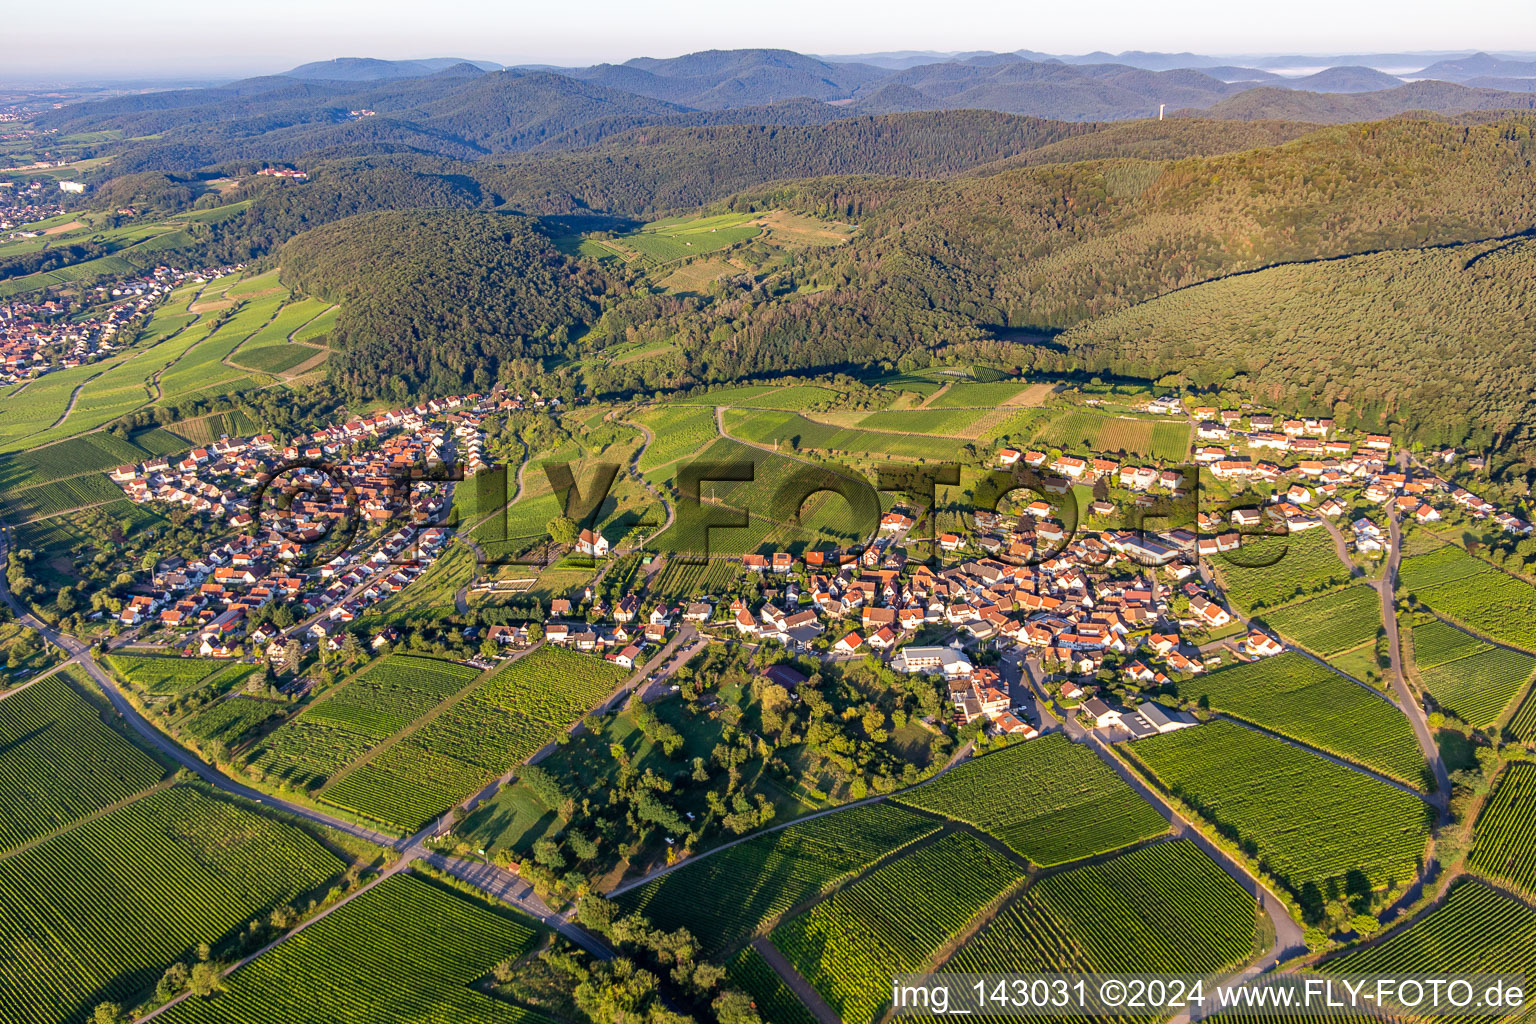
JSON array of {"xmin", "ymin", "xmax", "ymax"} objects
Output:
[
  {"xmin": 893, "ymin": 734, "xmax": 1169, "ymax": 866},
  {"xmin": 0, "ymin": 470, "xmax": 124, "ymax": 521},
  {"xmin": 613, "ymin": 802, "xmax": 942, "ymax": 954},
  {"xmin": 109, "ymin": 653, "xmax": 231, "ymax": 693},
  {"xmin": 946, "ymin": 841, "xmax": 1258, "ymax": 977},
  {"xmin": 1514, "ymin": 688, "xmax": 1536, "ymax": 742},
  {"xmin": 1400, "ymin": 545, "xmax": 1536, "ymax": 651},
  {"xmin": 1127, "ymin": 722, "xmax": 1431, "ymax": 897},
  {"xmin": 1410, "ymin": 619, "xmax": 1536, "ymax": 727},
  {"xmin": 1185, "ymin": 652, "xmax": 1426, "ymax": 785},
  {"xmin": 250, "ymin": 655, "xmax": 478, "ymax": 789},
  {"xmin": 647, "ymin": 557, "xmax": 738, "ymax": 602},
  {"xmin": 182, "ymin": 696, "xmax": 285, "ymax": 747},
  {"xmin": 726, "ymin": 947, "xmax": 818, "ymax": 1024},
  {"xmin": 927, "ymin": 379, "xmax": 1036, "ymax": 408},
  {"xmin": 0, "ymin": 431, "xmax": 151, "ymax": 491},
  {"xmin": 772, "ymin": 832, "xmax": 1024, "ymax": 1024},
  {"xmin": 0, "ymin": 786, "xmax": 343, "ymax": 1024},
  {"xmin": 1215, "ymin": 528, "xmax": 1354, "ymax": 615},
  {"xmin": 1469, "ymin": 763, "xmax": 1536, "ymax": 892},
  {"xmin": 1263, "ymin": 586, "xmax": 1380, "ymax": 657},
  {"xmin": 857, "ymin": 407, "xmax": 992, "ymax": 436},
  {"xmin": 723, "ymin": 409, "xmax": 966, "ymax": 460},
  {"xmin": 0, "ymin": 674, "xmax": 166, "ymax": 854},
  {"xmin": 633, "ymin": 404, "xmax": 720, "ymax": 471},
  {"xmin": 158, "ymin": 873, "xmax": 551, "ymax": 1024},
  {"xmin": 1322, "ymin": 882, "xmax": 1536, "ymax": 997},
  {"xmin": 1031, "ymin": 409, "xmax": 1190, "ymax": 461},
  {"xmin": 321, "ymin": 647, "xmax": 624, "ymax": 831}
]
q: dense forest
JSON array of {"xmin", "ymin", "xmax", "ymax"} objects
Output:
[
  {"xmin": 1057, "ymin": 238, "xmax": 1536, "ymax": 470},
  {"xmin": 279, "ymin": 210, "xmax": 621, "ymax": 399}
]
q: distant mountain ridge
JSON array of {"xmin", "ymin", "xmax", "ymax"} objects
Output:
[{"xmin": 35, "ymin": 47, "xmax": 1536, "ymax": 172}]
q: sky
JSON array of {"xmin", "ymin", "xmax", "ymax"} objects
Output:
[{"xmin": 8, "ymin": 0, "xmax": 1536, "ymax": 81}]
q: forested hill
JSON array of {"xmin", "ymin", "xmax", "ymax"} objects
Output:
[
  {"xmin": 1055, "ymin": 238, "xmax": 1536, "ymax": 466},
  {"xmin": 279, "ymin": 211, "xmax": 620, "ymax": 400},
  {"xmin": 734, "ymin": 117, "xmax": 1536, "ymax": 329}
]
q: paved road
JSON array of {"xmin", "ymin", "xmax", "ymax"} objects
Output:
[
  {"xmin": 424, "ymin": 852, "xmax": 615, "ymax": 960},
  {"xmin": 1377, "ymin": 503, "xmax": 1452, "ymax": 817}
]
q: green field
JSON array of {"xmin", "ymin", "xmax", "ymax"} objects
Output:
[
  {"xmin": 320, "ymin": 647, "xmax": 625, "ymax": 831},
  {"xmin": 725, "ymin": 946, "xmax": 819, "ymax": 1024},
  {"xmin": 613, "ymin": 801, "xmax": 942, "ymax": 954},
  {"xmin": 772, "ymin": 832, "xmax": 1024, "ymax": 1024},
  {"xmin": 1263, "ymin": 586, "xmax": 1380, "ymax": 657},
  {"xmin": 1400, "ymin": 545, "xmax": 1536, "ymax": 651},
  {"xmin": 856, "ymin": 407, "xmax": 991, "ymax": 436},
  {"xmin": 585, "ymin": 211, "xmax": 763, "ymax": 266},
  {"xmin": 1127, "ymin": 722, "xmax": 1431, "ymax": 898},
  {"xmin": 0, "ymin": 785, "xmax": 343, "ymax": 1024},
  {"xmin": 1410, "ymin": 618, "xmax": 1536, "ymax": 727},
  {"xmin": 633, "ymin": 404, "xmax": 720, "ymax": 470},
  {"xmin": 182, "ymin": 695, "xmax": 285, "ymax": 747},
  {"xmin": 723, "ymin": 409, "xmax": 969, "ymax": 460},
  {"xmin": 228, "ymin": 296, "xmax": 333, "ymax": 374},
  {"xmin": 1321, "ymin": 881, "xmax": 1536, "ymax": 990},
  {"xmin": 158, "ymin": 873, "xmax": 551, "ymax": 1024},
  {"xmin": 893, "ymin": 735, "xmax": 1169, "ymax": 866},
  {"xmin": 0, "ymin": 470, "xmax": 124, "ymax": 521},
  {"xmin": 1216, "ymin": 528, "xmax": 1354, "ymax": 615},
  {"xmin": 109, "ymin": 654, "xmax": 234, "ymax": 694},
  {"xmin": 926, "ymin": 379, "xmax": 1036, "ymax": 408},
  {"xmin": 1032, "ymin": 409, "xmax": 1190, "ymax": 460},
  {"xmin": 0, "ymin": 674, "xmax": 167, "ymax": 854},
  {"xmin": 946, "ymin": 840, "xmax": 1259, "ymax": 977},
  {"xmin": 0, "ymin": 431, "xmax": 152, "ymax": 492},
  {"xmin": 1468, "ymin": 763, "xmax": 1536, "ymax": 892},
  {"xmin": 1185, "ymin": 652, "xmax": 1426, "ymax": 785},
  {"xmin": 250, "ymin": 655, "xmax": 478, "ymax": 790}
]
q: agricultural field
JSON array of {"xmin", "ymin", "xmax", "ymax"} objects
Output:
[
  {"xmin": 732, "ymin": 384, "xmax": 845, "ymax": 410},
  {"xmin": 725, "ymin": 947, "xmax": 819, "ymax": 1024},
  {"xmin": 1032, "ymin": 409, "xmax": 1190, "ymax": 460},
  {"xmin": 182, "ymin": 696, "xmax": 286, "ymax": 748},
  {"xmin": 926, "ymin": 379, "xmax": 1038, "ymax": 408},
  {"xmin": 1127, "ymin": 722, "xmax": 1432, "ymax": 898},
  {"xmin": 0, "ymin": 470, "xmax": 123, "ymax": 521},
  {"xmin": 1400, "ymin": 545, "xmax": 1536, "ymax": 650},
  {"xmin": 0, "ymin": 431, "xmax": 152, "ymax": 492},
  {"xmin": 1513, "ymin": 687, "xmax": 1536, "ymax": 743},
  {"xmin": 1468, "ymin": 763, "xmax": 1536, "ymax": 892},
  {"xmin": 158, "ymin": 873, "xmax": 550, "ymax": 1024},
  {"xmin": 1321, "ymin": 881, "xmax": 1536, "ymax": 992},
  {"xmin": 108, "ymin": 653, "xmax": 233, "ymax": 693},
  {"xmin": 893, "ymin": 735, "xmax": 1168, "ymax": 866},
  {"xmin": 772, "ymin": 832, "xmax": 1025, "ymax": 1024},
  {"xmin": 723, "ymin": 409, "xmax": 968, "ymax": 460},
  {"xmin": 856, "ymin": 407, "xmax": 992, "ymax": 436},
  {"xmin": 1410, "ymin": 618, "xmax": 1536, "ymax": 727},
  {"xmin": 251, "ymin": 655, "xmax": 478, "ymax": 789},
  {"xmin": 583, "ymin": 211, "xmax": 762, "ymax": 266},
  {"xmin": 646, "ymin": 557, "xmax": 738, "ymax": 602},
  {"xmin": 1262, "ymin": 586, "xmax": 1380, "ymax": 657},
  {"xmin": 291, "ymin": 304, "xmax": 339, "ymax": 344},
  {"xmin": 0, "ymin": 673, "xmax": 167, "ymax": 854},
  {"xmin": 632, "ymin": 403, "xmax": 720, "ymax": 471},
  {"xmin": 1185, "ymin": 652, "xmax": 1425, "ymax": 785},
  {"xmin": 228, "ymin": 296, "xmax": 333, "ymax": 374},
  {"xmin": 613, "ymin": 801, "xmax": 942, "ymax": 954},
  {"xmin": 0, "ymin": 785, "xmax": 343, "ymax": 1024},
  {"xmin": 946, "ymin": 841, "xmax": 1259, "ymax": 977},
  {"xmin": 1215, "ymin": 527, "xmax": 1354, "ymax": 615},
  {"xmin": 320, "ymin": 647, "xmax": 624, "ymax": 831}
]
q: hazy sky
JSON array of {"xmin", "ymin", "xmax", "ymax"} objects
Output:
[{"xmin": 9, "ymin": 0, "xmax": 1536, "ymax": 80}]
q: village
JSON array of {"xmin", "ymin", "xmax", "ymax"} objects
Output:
[
  {"xmin": 101, "ymin": 383, "xmax": 1534, "ymax": 755},
  {"xmin": 0, "ymin": 263, "xmax": 245, "ymax": 386}
]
